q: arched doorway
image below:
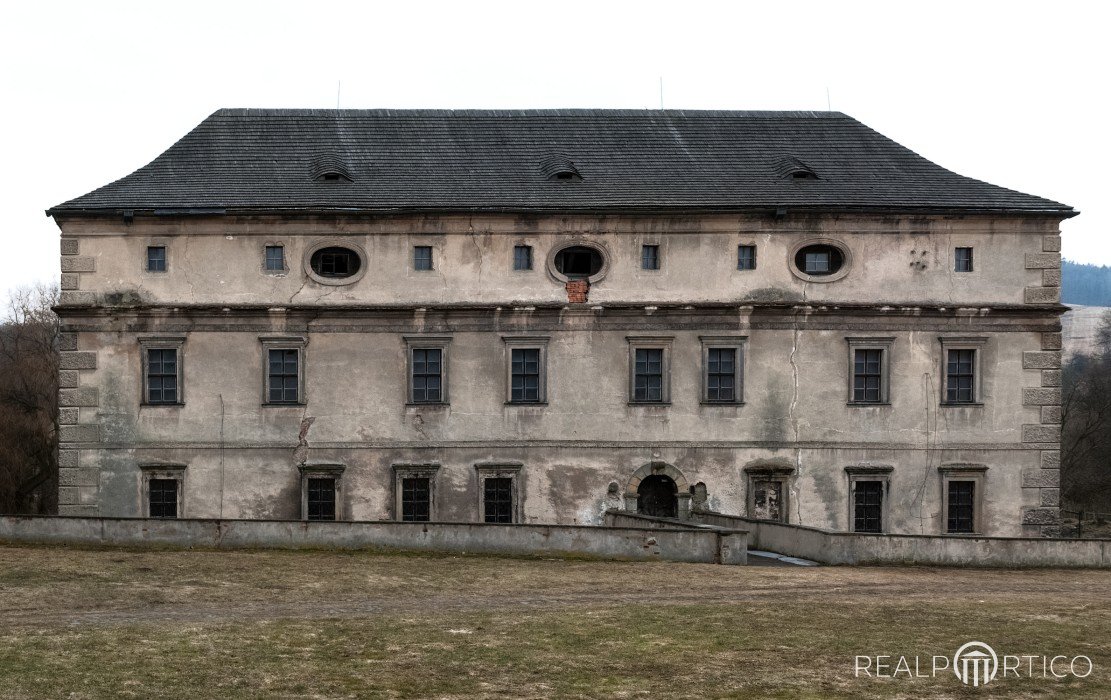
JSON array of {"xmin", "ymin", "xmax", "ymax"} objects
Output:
[{"xmin": 638, "ymin": 474, "xmax": 678, "ymax": 518}]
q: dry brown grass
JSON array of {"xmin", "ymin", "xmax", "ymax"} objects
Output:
[{"xmin": 0, "ymin": 544, "xmax": 1109, "ymax": 698}]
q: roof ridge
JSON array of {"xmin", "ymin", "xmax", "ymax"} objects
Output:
[{"xmin": 211, "ymin": 108, "xmax": 851, "ymax": 119}]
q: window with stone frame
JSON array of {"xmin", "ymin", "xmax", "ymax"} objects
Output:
[
  {"xmin": 300, "ymin": 464, "xmax": 344, "ymax": 521},
  {"xmin": 475, "ymin": 463, "xmax": 521, "ymax": 524},
  {"xmin": 846, "ymin": 338, "xmax": 894, "ymax": 405},
  {"xmin": 627, "ymin": 337, "xmax": 672, "ymax": 404},
  {"xmin": 261, "ymin": 336, "xmax": 307, "ymax": 406},
  {"xmin": 845, "ymin": 466, "xmax": 892, "ymax": 534},
  {"xmin": 393, "ymin": 463, "xmax": 440, "ymax": 522},
  {"xmin": 700, "ymin": 336, "xmax": 746, "ymax": 404},
  {"xmin": 939, "ymin": 337, "xmax": 986, "ymax": 406},
  {"xmin": 745, "ymin": 466, "xmax": 793, "ymax": 523},
  {"xmin": 139, "ymin": 336, "xmax": 185, "ymax": 406},
  {"xmin": 140, "ymin": 464, "xmax": 186, "ymax": 519},
  {"xmin": 939, "ymin": 465, "xmax": 986, "ymax": 535},
  {"xmin": 503, "ymin": 336, "xmax": 549, "ymax": 405}
]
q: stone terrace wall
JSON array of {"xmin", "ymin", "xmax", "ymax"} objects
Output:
[{"xmin": 0, "ymin": 516, "xmax": 747, "ymax": 565}]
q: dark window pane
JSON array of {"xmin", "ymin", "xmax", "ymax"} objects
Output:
[
  {"xmin": 510, "ymin": 348, "xmax": 542, "ymax": 403},
  {"xmin": 484, "ymin": 477, "xmax": 514, "ymax": 523},
  {"xmin": 554, "ymin": 246, "xmax": 603, "ymax": 278},
  {"xmin": 955, "ymin": 247, "xmax": 974, "ymax": 273},
  {"xmin": 945, "ymin": 349, "xmax": 976, "ymax": 403},
  {"xmin": 307, "ymin": 478, "xmax": 336, "ymax": 520},
  {"xmin": 852, "ymin": 349, "xmax": 884, "ymax": 403},
  {"xmin": 146, "ymin": 348, "xmax": 180, "ymax": 404},
  {"xmin": 412, "ymin": 348, "xmax": 443, "ymax": 403},
  {"xmin": 414, "ymin": 246, "xmax": 434, "ymax": 271},
  {"xmin": 265, "ymin": 245, "xmax": 285, "ymax": 271},
  {"xmin": 706, "ymin": 347, "xmax": 737, "ymax": 402},
  {"xmin": 267, "ymin": 348, "xmax": 299, "ymax": 403},
  {"xmin": 402, "ymin": 477, "xmax": 431, "ymax": 522},
  {"xmin": 737, "ymin": 245, "xmax": 757, "ymax": 270},
  {"xmin": 309, "ymin": 247, "xmax": 360, "ymax": 279},
  {"xmin": 146, "ymin": 246, "xmax": 167, "ymax": 272},
  {"xmin": 634, "ymin": 348, "xmax": 665, "ymax": 402},
  {"xmin": 642, "ymin": 245, "xmax": 660, "ymax": 270},
  {"xmin": 513, "ymin": 245, "xmax": 533, "ymax": 271},
  {"xmin": 947, "ymin": 481, "xmax": 975, "ymax": 533},
  {"xmin": 853, "ymin": 481, "xmax": 883, "ymax": 533},
  {"xmin": 149, "ymin": 478, "xmax": 178, "ymax": 518}
]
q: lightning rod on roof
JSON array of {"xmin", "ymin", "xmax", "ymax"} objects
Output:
[
  {"xmin": 659, "ymin": 77, "xmax": 664, "ymax": 109},
  {"xmin": 826, "ymin": 87, "xmax": 831, "ymax": 111},
  {"xmin": 337, "ymin": 81, "xmax": 341, "ymax": 109}
]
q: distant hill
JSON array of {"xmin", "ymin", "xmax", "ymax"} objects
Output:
[{"xmin": 1062, "ymin": 260, "xmax": 1111, "ymax": 306}]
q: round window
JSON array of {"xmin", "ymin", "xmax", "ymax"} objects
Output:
[
  {"xmin": 554, "ymin": 246, "xmax": 604, "ymax": 279},
  {"xmin": 309, "ymin": 246, "xmax": 362, "ymax": 279},
  {"xmin": 794, "ymin": 244, "xmax": 844, "ymax": 277}
]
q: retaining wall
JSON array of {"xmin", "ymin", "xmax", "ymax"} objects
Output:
[
  {"xmin": 689, "ymin": 511, "xmax": 1111, "ymax": 568},
  {"xmin": 0, "ymin": 516, "xmax": 748, "ymax": 565}
]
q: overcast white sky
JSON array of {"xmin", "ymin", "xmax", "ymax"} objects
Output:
[{"xmin": 2, "ymin": 1, "xmax": 1108, "ymax": 299}]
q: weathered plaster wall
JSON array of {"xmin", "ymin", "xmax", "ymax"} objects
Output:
[
  {"xmin": 54, "ymin": 212, "xmax": 1065, "ymax": 536},
  {"xmin": 55, "ymin": 213, "xmax": 1061, "ymax": 308}
]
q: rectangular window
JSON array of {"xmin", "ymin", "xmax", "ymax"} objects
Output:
[
  {"xmin": 267, "ymin": 348, "xmax": 300, "ymax": 404},
  {"xmin": 853, "ymin": 481, "xmax": 883, "ymax": 533},
  {"xmin": 947, "ymin": 480, "xmax": 975, "ymax": 533},
  {"xmin": 804, "ymin": 251, "xmax": 830, "ymax": 274},
  {"xmin": 483, "ymin": 477, "xmax": 514, "ymax": 523},
  {"xmin": 634, "ymin": 348, "xmax": 664, "ymax": 402},
  {"xmin": 641, "ymin": 244, "xmax": 660, "ymax": 270},
  {"xmin": 265, "ymin": 245, "xmax": 285, "ymax": 271},
  {"xmin": 955, "ymin": 247, "xmax": 974, "ymax": 273},
  {"xmin": 148, "ymin": 478, "xmax": 178, "ymax": 518},
  {"xmin": 510, "ymin": 348, "xmax": 541, "ymax": 403},
  {"xmin": 706, "ymin": 347, "xmax": 737, "ymax": 403},
  {"xmin": 413, "ymin": 245, "xmax": 434, "ymax": 271},
  {"xmin": 401, "ymin": 477, "xmax": 431, "ymax": 522},
  {"xmin": 513, "ymin": 244, "xmax": 533, "ymax": 271},
  {"xmin": 946, "ymin": 349, "xmax": 976, "ymax": 403},
  {"xmin": 146, "ymin": 348, "xmax": 179, "ymax": 404},
  {"xmin": 411, "ymin": 348, "xmax": 443, "ymax": 403},
  {"xmin": 752, "ymin": 480, "xmax": 783, "ymax": 521},
  {"xmin": 306, "ymin": 478, "xmax": 336, "ymax": 521},
  {"xmin": 853, "ymin": 349, "xmax": 883, "ymax": 403},
  {"xmin": 146, "ymin": 246, "xmax": 167, "ymax": 272},
  {"xmin": 737, "ymin": 244, "xmax": 756, "ymax": 270}
]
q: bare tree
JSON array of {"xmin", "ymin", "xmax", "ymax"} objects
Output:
[
  {"xmin": 1061, "ymin": 308, "xmax": 1111, "ymax": 512},
  {"xmin": 0, "ymin": 283, "xmax": 60, "ymax": 514}
]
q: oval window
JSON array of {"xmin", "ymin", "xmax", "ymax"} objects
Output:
[
  {"xmin": 309, "ymin": 246, "xmax": 362, "ymax": 279},
  {"xmin": 794, "ymin": 244, "xmax": 844, "ymax": 277},
  {"xmin": 554, "ymin": 246, "xmax": 603, "ymax": 279}
]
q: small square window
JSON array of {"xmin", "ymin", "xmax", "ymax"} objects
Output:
[
  {"xmin": 148, "ymin": 478, "xmax": 179, "ymax": 518},
  {"xmin": 147, "ymin": 246, "xmax": 167, "ymax": 272},
  {"xmin": 513, "ymin": 245, "xmax": 533, "ymax": 271},
  {"xmin": 641, "ymin": 244, "xmax": 660, "ymax": 270},
  {"xmin": 955, "ymin": 247, "xmax": 974, "ymax": 273},
  {"xmin": 737, "ymin": 245, "xmax": 756, "ymax": 270},
  {"xmin": 414, "ymin": 246, "xmax": 434, "ymax": 271},
  {"xmin": 265, "ymin": 245, "xmax": 285, "ymax": 271},
  {"xmin": 804, "ymin": 251, "xmax": 830, "ymax": 273}
]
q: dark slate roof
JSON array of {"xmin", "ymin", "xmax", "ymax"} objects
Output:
[{"xmin": 47, "ymin": 109, "xmax": 1075, "ymax": 217}]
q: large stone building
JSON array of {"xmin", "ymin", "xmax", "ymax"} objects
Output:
[{"xmin": 49, "ymin": 109, "xmax": 1074, "ymax": 536}]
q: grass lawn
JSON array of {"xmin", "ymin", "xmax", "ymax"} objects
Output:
[{"xmin": 0, "ymin": 545, "xmax": 1109, "ymax": 699}]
